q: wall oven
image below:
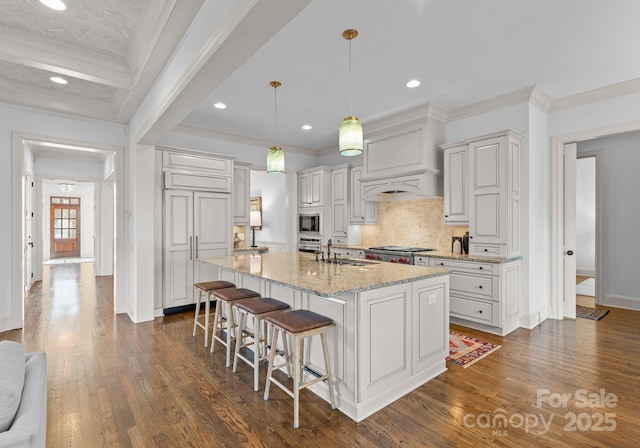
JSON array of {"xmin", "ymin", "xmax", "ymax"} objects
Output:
[{"xmin": 299, "ymin": 213, "xmax": 320, "ymax": 233}]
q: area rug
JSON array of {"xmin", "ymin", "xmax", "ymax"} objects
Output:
[
  {"xmin": 447, "ymin": 331, "xmax": 501, "ymax": 368},
  {"xmin": 576, "ymin": 277, "xmax": 595, "ymax": 297},
  {"xmin": 576, "ymin": 304, "xmax": 609, "ymax": 321}
]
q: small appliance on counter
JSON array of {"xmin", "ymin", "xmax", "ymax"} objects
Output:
[
  {"xmin": 462, "ymin": 231, "xmax": 469, "ymax": 254},
  {"xmin": 451, "ymin": 237, "xmax": 462, "ymax": 254}
]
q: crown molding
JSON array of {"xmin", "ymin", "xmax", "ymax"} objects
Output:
[
  {"xmin": 173, "ymin": 123, "xmax": 317, "ymax": 156},
  {"xmin": 364, "ymin": 102, "xmax": 448, "ymax": 135},
  {"xmin": 549, "ymin": 78, "xmax": 640, "ymax": 113},
  {"xmin": 448, "ymin": 85, "xmax": 556, "ymax": 121}
]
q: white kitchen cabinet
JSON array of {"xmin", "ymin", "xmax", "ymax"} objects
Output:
[
  {"xmin": 233, "ymin": 163, "xmax": 250, "ymax": 226},
  {"xmin": 331, "ymin": 167, "xmax": 349, "ymax": 240},
  {"xmin": 468, "ymin": 131, "xmax": 520, "ymax": 257},
  {"xmin": 163, "ymin": 190, "xmax": 232, "ymax": 308},
  {"xmin": 331, "ymin": 247, "xmax": 364, "ymax": 259},
  {"xmin": 298, "ymin": 167, "xmax": 330, "ymax": 208},
  {"xmin": 442, "ymin": 144, "xmax": 468, "ymax": 224},
  {"xmin": 441, "ymin": 130, "xmax": 521, "ymax": 258},
  {"xmin": 349, "ymin": 165, "xmax": 377, "ymax": 224},
  {"xmin": 429, "ymin": 257, "xmax": 520, "ymax": 335}
]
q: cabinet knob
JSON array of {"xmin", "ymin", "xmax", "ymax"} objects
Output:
[
  {"xmin": 439, "ymin": 262, "xmax": 444, "ymax": 266},
  {"xmin": 479, "ymin": 266, "xmax": 483, "ymax": 270},
  {"xmin": 484, "ymin": 249, "xmax": 488, "ymax": 252},
  {"xmin": 445, "ymin": 215, "xmax": 448, "ymax": 218},
  {"xmin": 469, "ymin": 235, "xmax": 473, "ymax": 239},
  {"xmin": 478, "ymin": 285, "xmax": 483, "ymax": 289},
  {"xmin": 478, "ymin": 310, "xmax": 483, "ymax": 314}
]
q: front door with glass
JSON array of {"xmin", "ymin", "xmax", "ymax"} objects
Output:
[{"xmin": 50, "ymin": 196, "xmax": 81, "ymax": 258}]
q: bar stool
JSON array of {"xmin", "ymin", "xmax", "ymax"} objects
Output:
[
  {"xmin": 233, "ymin": 297, "xmax": 291, "ymax": 391},
  {"xmin": 210, "ymin": 288, "xmax": 261, "ymax": 367},
  {"xmin": 192, "ymin": 280, "xmax": 235, "ymax": 347},
  {"xmin": 263, "ymin": 309, "xmax": 336, "ymax": 429}
]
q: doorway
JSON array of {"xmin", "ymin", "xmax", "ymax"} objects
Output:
[
  {"xmin": 575, "ymin": 155, "xmax": 598, "ymax": 308},
  {"xmin": 7, "ymin": 131, "xmax": 125, "ymax": 333},
  {"xmin": 50, "ymin": 196, "xmax": 81, "ymax": 259}
]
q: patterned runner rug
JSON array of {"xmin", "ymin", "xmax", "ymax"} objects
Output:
[
  {"xmin": 447, "ymin": 331, "xmax": 501, "ymax": 368},
  {"xmin": 576, "ymin": 304, "xmax": 609, "ymax": 321}
]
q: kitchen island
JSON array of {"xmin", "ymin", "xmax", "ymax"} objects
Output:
[{"xmin": 199, "ymin": 252, "xmax": 449, "ymax": 422}]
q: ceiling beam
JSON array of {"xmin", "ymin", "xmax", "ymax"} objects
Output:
[{"xmin": 134, "ymin": 0, "xmax": 313, "ymax": 146}]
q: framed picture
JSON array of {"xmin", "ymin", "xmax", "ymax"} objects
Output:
[{"xmin": 250, "ymin": 197, "xmax": 262, "ymax": 229}]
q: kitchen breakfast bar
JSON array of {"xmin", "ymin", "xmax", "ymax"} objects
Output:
[{"xmin": 199, "ymin": 252, "xmax": 450, "ymax": 422}]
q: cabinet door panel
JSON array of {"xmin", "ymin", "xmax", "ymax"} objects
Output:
[
  {"xmin": 444, "ymin": 146, "xmax": 468, "ymax": 223},
  {"xmin": 164, "ymin": 190, "xmax": 194, "ymax": 307},
  {"xmin": 194, "ymin": 192, "xmax": 231, "ymax": 284}
]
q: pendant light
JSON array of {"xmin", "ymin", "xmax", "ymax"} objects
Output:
[
  {"xmin": 267, "ymin": 81, "xmax": 285, "ymax": 173},
  {"xmin": 339, "ymin": 29, "xmax": 363, "ymax": 156}
]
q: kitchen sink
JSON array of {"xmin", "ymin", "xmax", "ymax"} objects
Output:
[{"xmin": 338, "ymin": 259, "xmax": 379, "ymax": 267}]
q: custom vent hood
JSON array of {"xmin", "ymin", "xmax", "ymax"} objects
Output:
[{"xmin": 359, "ymin": 104, "xmax": 447, "ymax": 202}]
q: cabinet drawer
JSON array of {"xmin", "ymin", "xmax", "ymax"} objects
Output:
[
  {"xmin": 428, "ymin": 258, "xmax": 497, "ymax": 274},
  {"xmin": 450, "ymin": 273, "xmax": 498, "ymax": 301},
  {"xmin": 469, "ymin": 243, "xmax": 506, "ymax": 257},
  {"xmin": 332, "ymin": 237, "xmax": 348, "ymax": 245},
  {"xmin": 450, "ymin": 296, "xmax": 498, "ymax": 325}
]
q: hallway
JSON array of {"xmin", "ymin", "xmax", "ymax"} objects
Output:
[{"xmin": 2, "ymin": 263, "xmax": 640, "ymax": 447}]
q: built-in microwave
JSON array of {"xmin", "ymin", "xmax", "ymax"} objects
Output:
[{"xmin": 299, "ymin": 213, "xmax": 320, "ymax": 233}]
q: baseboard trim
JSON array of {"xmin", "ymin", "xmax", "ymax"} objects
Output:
[
  {"xmin": 604, "ymin": 294, "xmax": 640, "ymax": 311},
  {"xmin": 520, "ymin": 304, "xmax": 551, "ymax": 329}
]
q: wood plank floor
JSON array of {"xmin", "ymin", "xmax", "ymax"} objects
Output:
[{"xmin": 2, "ymin": 263, "xmax": 639, "ymax": 447}]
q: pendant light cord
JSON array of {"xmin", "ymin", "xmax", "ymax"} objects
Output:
[
  {"xmin": 348, "ymin": 38, "xmax": 352, "ymax": 116},
  {"xmin": 274, "ymin": 85, "xmax": 278, "ymax": 142}
]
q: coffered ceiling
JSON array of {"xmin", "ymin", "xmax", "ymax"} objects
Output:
[
  {"xmin": 2, "ymin": 0, "xmax": 640, "ymax": 154},
  {"xmin": 0, "ymin": 0, "xmax": 202, "ymax": 122}
]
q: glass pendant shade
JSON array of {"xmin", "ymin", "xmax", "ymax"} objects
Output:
[
  {"xmin": 339, "ymin": 115, "xmax": 363, "ymax": 156},
  {"xmin": 267, "ymin": 145, "xmax": 285, "ymax": 173}
]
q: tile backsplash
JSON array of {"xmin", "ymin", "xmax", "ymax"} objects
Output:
[{"xmin": 360, "ymin": 197, "xmax": 468, "ymax": 251}]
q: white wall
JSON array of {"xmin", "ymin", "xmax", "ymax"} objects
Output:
[
  {"xmin": 575, "ymin": 157, "xmax": 596, "ymax": 276},
  {"xmin": 250, "ymin": 170, "xmax": 287, "ymax": 244},
  {"xmin": 578, "ymin": 131, "xmax": 640, "ymax": 307}
]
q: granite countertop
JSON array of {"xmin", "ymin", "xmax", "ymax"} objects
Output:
[
  {"xmin": 414, "ymin": 250, "xmax": 522, "ymax": 263},
  {"xmin": 199, "ymin": 252, "xmax": 448, "ymax": 297}
]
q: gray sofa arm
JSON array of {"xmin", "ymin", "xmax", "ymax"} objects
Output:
[{"xmin": 0, "ymin": 352, "xmax": 47, "ymax": 448}]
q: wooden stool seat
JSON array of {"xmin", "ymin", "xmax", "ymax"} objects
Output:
[
  {"xmin": 233, "ymin": 298, "xmax": 291, "ymax": 391},
  {"xmin": 192, "ymin": 280, "xmax": 235, "ymax": 348},
  {"xmin": 264, "ymin": 309, "xmax": 336, "ymax": 428},
  {"xmin": 210, "ymin": 288, "xmax": 261, "ymax": 367}
]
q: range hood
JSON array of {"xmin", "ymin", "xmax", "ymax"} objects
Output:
[
  {"xmin": 357, "ymin": 103, "xmax": 446, "ymax": 202},
  {"xmin": 361, "ymin": 169, "xmax": 443, "ymax": 202}
]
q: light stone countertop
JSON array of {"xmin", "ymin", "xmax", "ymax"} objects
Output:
[
  {"xmin": 199, "ymin": 252, "xmax": 448, "ymax": 297},
  {"xmin": 414, "ymin": 250, "xmax": 522, "ymax": 263},
  {"xmin": 234, "ymin": 246, "xmax": 269, "ymax": 254}
]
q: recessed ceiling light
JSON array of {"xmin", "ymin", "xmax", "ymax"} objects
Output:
[
  {"xmin": 213, "ymin": 102, "xmax": 227, "ymax": 109},
  {"xmin": 40, "ymin": 0, "xmax": 66, "ymax": 11},
  {"xmin": 50, "ymin": 76, "xmax": 68, "ymax": 85},
  {"xmin": 406, "ymin": 79, "xmax": 421, "ymax": 88},
  {"xmin": 302, "ymin": 124, "xmax": 312, "ymax": 130}
]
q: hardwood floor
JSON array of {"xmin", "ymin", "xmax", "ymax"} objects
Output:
[{"xmin": 2, "ymin": 263, "xmax": 639, "ymax": 447}]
